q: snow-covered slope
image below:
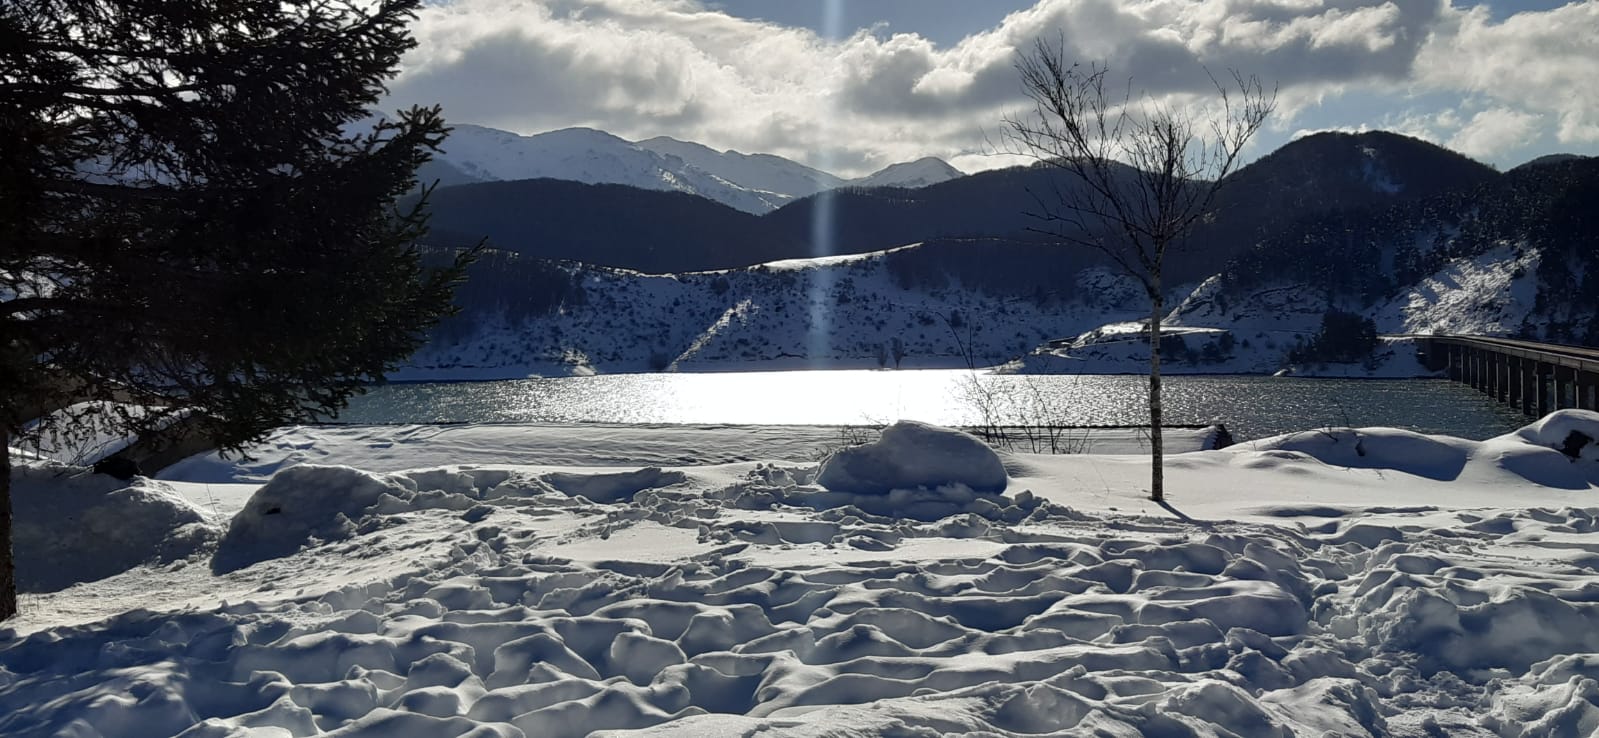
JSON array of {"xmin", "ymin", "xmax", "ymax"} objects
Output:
[
  {"xmin": 425, "ymin": 124, "xmax": 962, "ymax": 214},
  {"xmin": 634, "ymin": 137, "xmax": 842, "ymax": 200},
  {"xmin": 8, "ymin": 412, "xmax": 1599, "ymax": 736},
  {"xmin": 412, "ymin": 227, "xmax": 1576, "ymax": 380},
  {"xmin": 1007, "ymin": 235, "xmax": 1558, "ymax": 377},
  {"xmin": 1006, "ymin": 242, "xmax": 1544, "ymax": 377},
  {"xmin": 1372, "ymin": 242, "xmax": 1543, "ymax": 335},
  {"xmin": 403, "ymin": 249, "xmax": 1145, "ymax": 380},
  {"xmin": 850, "ymin": 156, "xmax": 964, "ymax": 189},
  {"xmin": 436, "ymin": 125, "xmax": 787, "ymax": 214}
]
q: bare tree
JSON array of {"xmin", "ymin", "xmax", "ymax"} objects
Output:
[{"xmin": 1004, "ymin": 38, "xmax": 1274, "ymax": 502}]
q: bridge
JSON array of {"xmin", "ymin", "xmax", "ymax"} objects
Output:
[{"xmin": 1413, "ymin": 335, "xmax": 1599, "ymax": 416}]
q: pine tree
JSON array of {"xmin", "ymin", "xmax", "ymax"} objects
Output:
[{"xmin": 0, "ymin": 0, "xmax": 469, "ymax": 619}]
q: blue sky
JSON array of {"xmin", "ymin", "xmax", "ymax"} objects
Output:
[
  {"xmin": 393, "ymin": 1, "xmax": 1599, "ymax": 176},
  {"xmin": 710, "ymin": 1, "xmax": 1574, "ymax": 42},
  {"xmin": 708, "ymin": 1, "xmax": 1040, "ymax": 45}
]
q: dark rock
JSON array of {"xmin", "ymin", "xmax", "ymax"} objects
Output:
[
  {"xmin": 1560, "ymin": 430, "xmax": 1592, "ymax": 460},
  {"xmin": 91, "ymin": 456, "xmax": 143, "ymax": 481}
]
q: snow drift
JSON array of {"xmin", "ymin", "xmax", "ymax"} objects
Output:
[
  {"xmin": 11, "ymin": 462, "xmax": 221, "ymax": 592},
  {"xmin": 5, "ymin": 413, "xmax": 1599, "ymax": 737},
  {"xmin": 817, "ymin": 420, "xmax": 1006, "ymax": 495},
  {"xmin": 1239, "ymin": 408, "xmax": 1599, "ymax": 490}
]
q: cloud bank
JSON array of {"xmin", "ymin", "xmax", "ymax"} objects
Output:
[{"xmin": 386, "ymin": 0, "xmax": 1599, "ymax": 174}]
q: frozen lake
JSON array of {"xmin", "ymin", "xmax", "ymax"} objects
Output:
[{"xmin": 339, "ymin": 370, "xmax": 1528, "ymax": 442}]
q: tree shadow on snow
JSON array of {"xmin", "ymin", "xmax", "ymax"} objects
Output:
[{"xmin": 1154, "ymin": 498, "xmax": 1197, "ymax": 523}]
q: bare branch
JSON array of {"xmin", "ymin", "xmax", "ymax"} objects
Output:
[{"xmin": 1002, "ymin": 40, "xmax": 1275, "ymax": 502}]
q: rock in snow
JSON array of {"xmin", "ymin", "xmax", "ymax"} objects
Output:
[{"xmin": 817, "ymin": 420, "xmax": 1007, "ymax": 495}]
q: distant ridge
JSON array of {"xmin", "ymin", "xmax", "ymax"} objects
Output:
[
  {"xmin": 851, "ymin": 157, "xmax": 966, "ymax": 189},
  {"xmin": 1510, "ymin": 153, "xmax": 1589, "ymax": 172},
  {"xmin": 418, "ymin": 123, "xmax": 964, "ymax": 214},
  {"xmin": 419, "ymin": 129, "xmax": 1522, "ymax": 281}
]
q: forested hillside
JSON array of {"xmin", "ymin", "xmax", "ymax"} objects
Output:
[{"xmin": 408, "ymin": 131, "xmax": 1596, "ymax": 376}]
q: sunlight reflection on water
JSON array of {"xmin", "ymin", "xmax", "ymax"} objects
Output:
[{"xmin": 339, "ymin": 370, "xmax": 1528, "ymax": 442}]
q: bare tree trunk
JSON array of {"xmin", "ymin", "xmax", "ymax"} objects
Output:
[
  {"xmin": 1, "ymin": 427, "xmax": 15, "ymax": 621},
  {"xmin": 1148, "ymin": 280, "xmax": 1165, "ymax": 503}
]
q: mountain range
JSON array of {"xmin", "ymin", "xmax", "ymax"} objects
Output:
[
  {"xmin": 415, "ymin": 123, "xmax": 964, "ymax": 215},
  {"xmin": 418, "ymin": 130, "xmax": 1507, "ymax": 281},
  {"xmin": 405, "ymin": 126, "xmax": 1596, "ymax": 378}
]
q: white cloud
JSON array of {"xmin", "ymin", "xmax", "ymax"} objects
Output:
[
  {"xmin": 1448, "ymin": 108, "xmax": 1542, "ymax": 159},
  {"xmin": 385, "ymin": 0, "xmax": 1599, "ymax": 175},
  {"xmin": 1415, "ymin": 2, "xmax": 1599, "ymax": 145}
]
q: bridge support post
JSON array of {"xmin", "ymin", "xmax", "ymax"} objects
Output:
[
  {"xmin": 1474, "ymin": 348, "xmax": 1486, "ymax": 394},
  {"xmin": 1504, "ymin": 355, "xmax": 1516, "ymax": 411},
  {"xmin": 1505, "ymin": 355, "xmax": 1516, "ymax": 407},
  {"xmin": 1520, "ymin": 358, "xmax": 1536, "ymax": 416},
  {"xmin": 1448, "ymin": 345, "xmax": 1462, "ymax": 382},
  {"xmin": 1503, "ymin": 354, "xmax": 1515, "ymax": 404},
  {"xmin": 1497, "ymin": 353, "xmax": 1510, "ymax": 402},
  {"xmin": 1475, "ymin": 348, "xmax": 1486, "ymax": 392},
  {"xmin": 1537, "ymin": 362, "xmax": 1553, "ymax": 417},
  {"xmin": 1578, "ymin": 370, "xmax": 1598, "ymax": 412},
  {"xmin": 1555, "ymin": 366, "xmax": 1574, "ymax": 411},
  {"xmin": 1479, "ymin": 349, "xmax": 1488, "ymax": 395},
  {"xmin": 1486, "ymin": 352, "xmax": 1496, "ymax": 398}
]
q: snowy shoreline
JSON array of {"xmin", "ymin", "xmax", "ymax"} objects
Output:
[
  {"xmin": 5, "ymin": 413, "xmax": 1598, "ymax": 736},
  {"xmin": 387, "ymin": 361, "xmax": 1442, "ymax": 384}
]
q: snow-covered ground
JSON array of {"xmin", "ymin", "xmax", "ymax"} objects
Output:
[{"xmin": 6, "ymin": 412, "xmax": 1599, "ymax": 736}]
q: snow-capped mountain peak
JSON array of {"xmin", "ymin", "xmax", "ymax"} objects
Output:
[
  {"xmin": 849, "ymin": 157, "xmax": 965, "ymax": 190},
  {"xmin": 635, "ymin": 136, "xmax": 844, "ymax": 201},
  {"xmin": 416, "ymin": 122, "xmax": 962, "ymax": 214}
]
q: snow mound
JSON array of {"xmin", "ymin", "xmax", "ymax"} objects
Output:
[
  {"xmin": 212, "ymin": 464, "xmax": 691, "ymax": 573},
  {"xmin": 1240, "ymin": 427, "xmax": 1473, "ymax": 481},
  {"xmin": 12, "ymin": 462, "xmax": 220, "ymax": 592},
  {"xmin": 213, "ymin": 465, "xmax": 419, "ymax": 573},
  {"xmin": 1506, "ymin": 409, "xmax": 1599, "ymax": 465},
  {"xmin": 1238, "ymin": 411, "xmax": 1599, "ymax": 490},
  {"xmin": 817, "ymin": 420, "xmax": 1006, "ymax": 495}
]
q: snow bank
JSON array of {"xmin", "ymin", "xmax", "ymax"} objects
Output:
[
  {"xmin": 11, "ymin": 462, "xmax": 220, "ymax": 592},
  {"xmin": 1374, "ymin": 242, "xmax": 1541, "ymax": 336},
  {"xmin": 817, "ymin": 420, "xmax": 1006, "ymax": 495},
  {"xmin": 158, "ymin": 424, "xmax": 1222, "ymax": 485},
  {"xmin": 1231, "ymin": 409, "xmax": 1599, "ymax": 492},
  {"xmin": 1507, "ymin": 410, "xmax": 1599, "ymax": 467},
  {"xmin": 213, "ymin": 465, "xmax": 421, "ymax": 573},
  {"xmin": 212, "ymin": 463, "xmax": 693, "ymax": 573},
  {"xmin": 1240, "ymin": 426, "xmax": 1474, "ymax": 481},
  {"xmin": 800, "ymin": 421, "xmax": 1018, "ymax": 520}
]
